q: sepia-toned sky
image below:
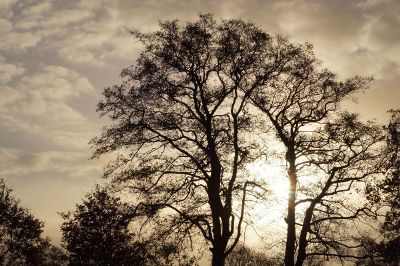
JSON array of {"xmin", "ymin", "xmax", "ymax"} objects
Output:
[{"xmin": 0, "ymin": 0, "xmax": 399, "ymax": 245}]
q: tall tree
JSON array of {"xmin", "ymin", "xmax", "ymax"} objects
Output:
[
  {"xmin": 250, "ymin": 40, "xmax": 382, "ymax": 265},
  {"xmin": 91, "ymin": 14, "xmax": 384, "ymax": 265},
  {"xmin": 91, "ymin": 14, "xmax": 294, "ymax": 265},
  {"xmin": 0, "ymin": 178, "xmax": 50, "ymax": 265}
]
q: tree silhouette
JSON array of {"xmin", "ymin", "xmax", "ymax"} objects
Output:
[
  {"xmin": 60, "ymin": 186, "xmax": 192, "ymax": 265},
  {"xmin": 41, "ymin": 245, "xmax": 68, "ymax": 266},
  {"xmin": 60, "ymin": 186, "xmax": 138, "ymax": 265},
  {"xmin": 381, "ymin": 110, "xmax": 400, "ymax": 242},
  {"xmin": 294, "ymin": 113, "xmax": 383, "ymax": 265},
  {"xmin": 225, "ymin": 244, "xmax": 281, "ymax": 266},
  {"xmin": 249, "ymin": 38, "xmax": 383, "ymax": 265},
  {"xmin": 360, "ymin": 109, "xmax": 400, "ymax": 265},
  {"xmin": 91, "ymin": 14, "xmax": 295, "ymax": 265},
  {"xmin": 0, "ymin": 178, "xmax": 50, "ymax": 265},
  {"xmin": 91, "ymin": 14, "xmax": 393, "ymax": 265}
]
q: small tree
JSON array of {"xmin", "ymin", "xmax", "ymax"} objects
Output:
[
  {"xmin": 0, "ymin": 178, "xmax": 49, "ymax": 265},
  {"xmin": 61, "ymin": 186, "xmax": 140, "ymax": 265},
  {"xmin": 226, "ymin": 245, "xmax": 281, "ymax": 266},
  {"xmin": 60, "ymin": 186, "xmax": 188, "ymax": 265},
  {"xmin": 41, "ymin": 245, "xmax": 69, "ymax": 266}
]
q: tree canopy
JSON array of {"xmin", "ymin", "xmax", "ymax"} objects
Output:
[
  {"xmin": 248, "ymin": 26, "xmax": 379, "ymax": 264},
  {"xmin": 0, "ymin": 178, "xmax": 50, "ymax": 265},
  {"xmin": 361, "ymin": 109, "xmax": 400, "ymax": 265},
  {"xmin": 60, "ymin": 186, "xmax": 138, "ymax": 265},
  {"xmin": 91, "ymin": 14, "xmax": 397, "ymax": 266},
  {"xmin": 60, "ymin": 185, "xmax": 194, "ymax": 265},
  {"xmin": 382, "ymin": 110, "xmax": 400, "ymax": 238},
  {"xmin": 91, "ymin": 14, "xmax": 283, "ymax": 265}
]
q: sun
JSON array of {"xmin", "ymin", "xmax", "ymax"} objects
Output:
[
  {"xmin": 244, "ymin": 159, "xmax": 324, "ymax": 245},
  {"xmin": 269, "ymin": 177, "xmax": 289, "ymax": 200},
  {"xmin": 242, "ymin": 160, "xmax": 290, "ymax": 245},
  {"xmin": 247, "ymin": 160, "xmax": 289, "ymax": 201}
]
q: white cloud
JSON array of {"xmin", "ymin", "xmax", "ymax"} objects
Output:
[
  {"xmin": 0, "ymin": 0, "xmax": 16, "ymax": 18},
  {"xmin": 0, "ymin": 56, "xmax": 25, "ymax": 84},
  {"xmin": 0, "ymin": 85, "xmax": 24, "ymax": 105},
  {"xmin": 0, "ymin": 148, "xmax": 106, "ymax": 181},
  {"xmin": 21, "ymin": 1, "xmax": 52, "ymax": 16},
  {"xmin": 0, "ymin": 31, "xmax": 43, "ymax": 51},
  {"xmin": 19, "ymin": 65, "xmax": 94, "ymax": 99},
  {"xmin": 0, "ymin": 65, "xmax": 97, "ymax": 149},
  {"xmin": 0, "ymin": 18, "xmax": 13, "ymax": 34},
  {"xmin": 1, "ymin": 2, "xmax": 96, "ymax": 52}
]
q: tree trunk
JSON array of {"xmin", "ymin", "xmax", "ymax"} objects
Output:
[
  {"xmin": 295, "ymin": 241, "xmax": 307, "ymax": 266},
  {"xmin": 295, "ymin": 205, "xmax": 315, "ymax": 266},
  {"xmin": 206, "ymin": 120, "xmax": 230, "ymax": 266},
  {"xmin": 211, "ymin": 246, "xmax": 225, "ymax": 266},
  {"xmin": 284, "ymin": 152, "xmax": 297, "ymax": 266}
]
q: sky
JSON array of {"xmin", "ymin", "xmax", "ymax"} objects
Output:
[{"xmin": 0, "ymin": 0, "xmax": 399, "ymax": 246}]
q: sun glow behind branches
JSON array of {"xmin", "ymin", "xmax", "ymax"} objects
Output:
[
  {"xmin": 243, "ymin": 159, "xmax": 322, "ymax": 247},
  {"xmin": 247, "ymin": 160, "xmax": 289, "ymax": 202},
  {"xmin": 240, "ymin": 160, "xmax": 289, "ymax": 248}
]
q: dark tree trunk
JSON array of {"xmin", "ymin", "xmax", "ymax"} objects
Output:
[
  {"xmin": 211, "ymin": 244, "xmax": 226, "ymax": 266},
  {"xmin": 295, "ymin": 241, "xmax": 307, "ymax": 266},
  {"xmin": 285, "ymin": 152, "xmax": 297, "ymax": 266},
  {"xmin": 295, "ymin": 204, "xmax": 315, "ymax": 266},
  {"xmin": 207, "ymin": 126, "xmax": 228, "ymax": 266}
]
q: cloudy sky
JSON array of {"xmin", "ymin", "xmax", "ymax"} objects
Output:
[{"xmin": 1, "ymin": 0, "xmax": 399, "ymax": 245}]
